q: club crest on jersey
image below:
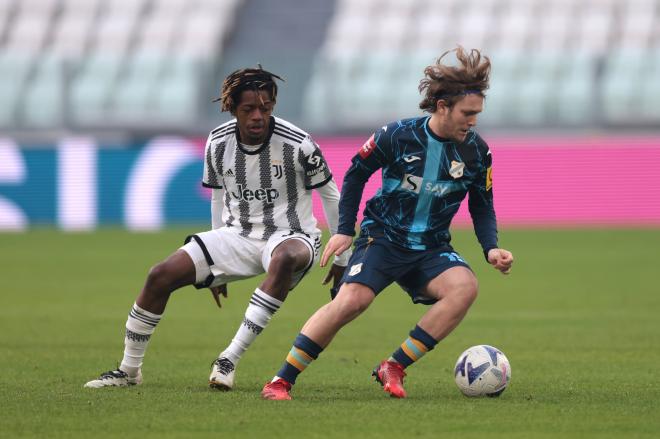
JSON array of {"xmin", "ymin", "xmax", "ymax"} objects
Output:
[
  {"xmin": 230, "ymin": 184, "xmax": 280, "ymax": 204},
  {"xmin": 449, "ymin": 161, "xmax": 465, "ymax": 179},
  {"xmin": 272, "ymin": 164, "xmax": 283, "ymax": 179},
  {"xmin": 348, "ymin": 263, "xmax": 363, "ymax": 276},
  {"xmin": 358, "ymin": 134, "xmax": 376, "ymax": 159}
]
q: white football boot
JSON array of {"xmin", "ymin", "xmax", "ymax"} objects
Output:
[
  {"xmin": 209, "ymin": 357, "xmax": 236, "ymax": 390},
  {"xmin": 84, "ymin": 369, "xmax": 142, "ymax": 388}
]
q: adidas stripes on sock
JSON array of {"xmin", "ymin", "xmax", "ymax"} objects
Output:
[
  {"xmin": 220, "ymin": 288, "xmax": 282, "ymax": 363},
  {"xmin": 120, "ymin": 303, "xmax": 162, "ymax": 376}
]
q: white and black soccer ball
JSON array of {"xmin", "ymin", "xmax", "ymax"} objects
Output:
[{"xmin": 454, "ymin": 345, "xmax": 511, "ymax": 397}]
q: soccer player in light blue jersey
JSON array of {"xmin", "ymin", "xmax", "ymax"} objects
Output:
[{"xmin": 262, "ymin": 47, "xmax": 514, "ymax": 400}]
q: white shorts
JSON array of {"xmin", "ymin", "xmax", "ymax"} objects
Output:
[{"xmin": 180, "ymin": 228, "xmax": 321, "ymax": 290}]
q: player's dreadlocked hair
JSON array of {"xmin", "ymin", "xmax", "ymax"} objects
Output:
[
  {"xmin": 418, "ymin": 47, "xmax": 491, "ymax": 113},
  {"xmin": 214, "ymin": 65, "xmax": 284, "ymax": 114}
]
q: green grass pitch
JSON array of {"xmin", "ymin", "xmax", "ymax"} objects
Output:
[{"xmin": 1, "ymin": 228, "xmax": 659, "ymax": 438}]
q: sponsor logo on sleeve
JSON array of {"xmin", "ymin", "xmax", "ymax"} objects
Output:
[
  {"xmin": 358, "ymin": 134, "xmax": 376, "ymax": 159},
  {"xmin": 486, "ymin": 166, "xmax": 492, "ymax": 191},
  {"xmin": 305, "ymin": 150, "xmax": 327, "ymax": 177}
]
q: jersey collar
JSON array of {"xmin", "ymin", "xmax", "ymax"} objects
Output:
[{"xmin": 423, "ymin": 116, "xmax": 454, "ymax": 144}]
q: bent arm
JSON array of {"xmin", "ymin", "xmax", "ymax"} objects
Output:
[{"xmin": 468, "ymin": 193, "xmax": 498, "ymax": 260}]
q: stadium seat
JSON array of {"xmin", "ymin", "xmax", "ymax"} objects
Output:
[
  {"xmin": 601, "ymin": 50, "xmax": 645, "ymax": 123},
  {"xmin": 21, "ymin": 55, "xmax": 64, "ymax": 128},
  {"xmin": 110, "ymin": 53, "xmax": 167, "ymax": 123},
  {"xmin": 554, "ymin": 54, "xmax": 595, "ymax": 125},
  {"xmin": 0, "ymin": 52, "xmax": 34, "ymax": 128},
  {"xmin": 152, "ymin": 58, "xmax": 201, "ymax": 125},
  {"xmin": 70, "ymin": 55, "xmax": 123, "ymax": 124}
]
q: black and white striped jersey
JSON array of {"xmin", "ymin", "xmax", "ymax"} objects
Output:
[{"xmin": 202, "ymin": 116, "xmax": 333, "ymax": 240}]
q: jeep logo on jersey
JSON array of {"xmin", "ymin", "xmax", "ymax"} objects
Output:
[
  {"xmin": 230, "ymin": 184, "xmax": 280, "ymax": 204},
  {"xmin": 400, "ymin": 174, "xmax": 422, "ymax": 193}
]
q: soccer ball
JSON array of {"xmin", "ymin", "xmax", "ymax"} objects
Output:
[{"xmin": 454, "ymin": 345, "xmax": 511, "ymax": 397}]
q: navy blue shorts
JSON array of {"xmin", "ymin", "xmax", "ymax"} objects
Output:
[{"xmin": 339, "ymin": 233, "xmax": 472, "ymax": 305}]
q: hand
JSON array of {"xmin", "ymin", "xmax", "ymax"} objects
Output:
[
  {"xmin": 487, "ymin": 248, "xmax": 514, "ymax": 274},
  {"xmin": 322, "ymin": 263, "xmax": 346, "ymax": 300},
  {"xmin": 210, "ymin": 284, "xmax": 228, "ymax": 308},
  {"xmin": 320, "ymin": 234, "xmax": 353, "ymax": 267}
]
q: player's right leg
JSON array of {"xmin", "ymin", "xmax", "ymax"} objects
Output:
[
  {"xmin": 84, "ymin": 249, "xmax": 196, "ymax": 388},
  {"xmin": 261, "ymin": 282, "xmax": 375, "ymax": 400},
  {"xmin": 212, "ymin": 232, "xmax": 317, "ymax": 390},
  {"xmin": 374, "ymin": 257, "xmax": 478, "ymax": 398}
]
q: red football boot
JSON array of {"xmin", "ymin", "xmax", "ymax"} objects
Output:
[
  {"xmin": 261, "ymin": 378, "xmax": 292, "ymax": 400},
  {"xmin": 372, "ymin": 360, "xmax": 407, "ymax": 398}
]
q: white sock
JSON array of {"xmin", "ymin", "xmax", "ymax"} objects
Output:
[
  {"xmin": 120, "ymin": 303, "xmax": 162, "ymax": 376},
  {"xmin": 220, "ymin": 288, "xmax": 282, "ymax": 364}
]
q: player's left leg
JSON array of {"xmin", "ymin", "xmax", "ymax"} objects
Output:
[
  {"xmin": 210, "ymin": 233, "xmax": 318, "ymax": 390},
  {"xmin": 84, "ymin": 250, "xmax": 197, "ymax": 388},
  {"xmin": 375, "ymin": 254, "xmax": 478, "ymax": 398}
]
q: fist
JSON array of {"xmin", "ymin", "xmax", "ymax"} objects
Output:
[{"xmin": 487, "ymin": 248, "xmax": 514, "ymax": 274}]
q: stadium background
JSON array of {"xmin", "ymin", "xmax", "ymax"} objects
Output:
[{"xmin": 1, "ymin": 0, "xmax": 660, "ymax": 230}]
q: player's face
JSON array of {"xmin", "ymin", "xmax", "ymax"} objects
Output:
[
  {"xmin": 437, "ymin": 94, "xmax": 484, "ymax": 143},
  {"xmin": 234, "ymin": 90, "xmax": 274, "ymax": 145}
]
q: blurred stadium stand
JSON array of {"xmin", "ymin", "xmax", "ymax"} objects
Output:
[
  {"xmin": 0, "ymin": 0, "xmax": 659, "ymax": 138},
  {"xmin": 0, "ymin": 0, "xmax": 242, "ymax": 136},
  {"xmin": 303, "ymin": 0, "xmax": 660, "ymax": 132}
]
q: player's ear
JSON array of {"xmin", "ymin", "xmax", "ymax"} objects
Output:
[{"xmin": 435, "ymin": 99, "xmax": 449, "ymax": 115}]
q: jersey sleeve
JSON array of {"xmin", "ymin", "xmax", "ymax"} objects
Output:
[
  {"xmin": 202, "ymin": 133, "xmax": 223, "ymax": 189},
  {"xmin": 353, "ymin": 126, "xmax": 394, "ymax": 174},
  {"xmin": 337, "ymin": 126, "xmax": 395, "ymax": 235},
  {"xmin": 300, "ymin": 137, "xmax": 333, "ymax": 190},
  {"xmin": 468, "ymin": 139, "xmax": 498, "ymax": 259}
]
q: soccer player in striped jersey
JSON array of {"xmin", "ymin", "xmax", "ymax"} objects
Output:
[
  {"xmin": 84, "ymin": 66, "xmax": 349, "ymax": 390},
  {"xmin": 262, "ymin": 48, "xmax": 514, "ymax": 400}
]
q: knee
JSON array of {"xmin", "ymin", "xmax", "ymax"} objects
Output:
[
  {"xmin": 455, "ymin": 277, "xmax": 479, "ymax": 306},
  {"xmin": 333, "ymin": 284, "xmax": 373, "ymax": 319},
  {"xmin": 145, "ymin": 262, "xmax": 175, "ymax": 293},
  {"xmin": 268, "ymin": 250, "xmax": 299, "ymax": 275}
]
